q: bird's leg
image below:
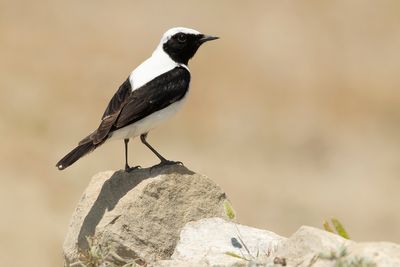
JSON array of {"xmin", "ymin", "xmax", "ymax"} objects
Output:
[
  {"xmin": 124, "ymin": 139, "xmax": 130, "ymax": 170},
  {"xmin": 124, "ymin": 138, "xmax": 140, "ymax": 172},
  {"xmin": 140, "ymin": 133, "xmax": 183, "ymax": 166}
]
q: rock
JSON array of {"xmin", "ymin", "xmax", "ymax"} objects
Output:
[
  {"xmin": 63, "ymin": 165, "xmax": 400, "ymax": 267},
  {"xmin": 275, "ymin": 226, "xmax": 400, "ymax": 267},
  {"xmin": 157, "ymin": 223, "xmax": 400, "ymax": 267},
  {"xmin": 149, "ymin": 259, "xmax": 208, "ymax": 267},
  {"xmin": 171, "ymin": 217, "xmax": 286, "ymax": 266},
  {"xmin": 348, "ymin": 242, "xmax": 400, "ymax": 267},
  {"xmin": 63, "ymin": 165, "xmax": 230, "ymax": 265},
  {"xmin": 275, "ymin": 226, "xmax": 354, "ymax": 266}
]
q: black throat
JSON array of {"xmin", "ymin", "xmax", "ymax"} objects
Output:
[{"xmin": 162, "ymin": 33, "xmax": 203, "ymax": 65}]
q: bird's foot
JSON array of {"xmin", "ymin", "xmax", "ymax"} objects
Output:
[
  {"xmin": 151, "ymin": 160, "xmax": 183, "ymax": 170},
  {"xmin": 161, "ymin": 159, "xmax": 183, "ymax": 166},
  {"xmin": 125, "ymin": 165, "xmax": 141, "ymax": 172}
]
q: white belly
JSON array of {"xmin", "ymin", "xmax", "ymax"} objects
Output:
[{"xmin": 108, "ymin": 97, "xmax": 187, "ymax": 141}]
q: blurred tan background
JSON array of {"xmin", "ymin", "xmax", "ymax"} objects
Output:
[{"xmin": 1, "ymin": 0, "xmax": 400, "ymax": 266}]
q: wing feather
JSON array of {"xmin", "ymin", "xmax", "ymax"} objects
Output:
[
  {"xmin": 102, "ymin": 77, "xmax": 132, "ymax": 119},
  {"xmin": 79, "ymin": 77, "xmax": 131, "ymax": 145},
  {"xmin": 79, "ymin": 67, "xmax": 190, "ymax": 145},
  {"xmin": 115, "ymin": 67, "xmax": 190, "ymax": 129}
]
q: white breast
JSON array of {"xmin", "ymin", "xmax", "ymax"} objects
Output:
[{"xmin": 129, "ymin": 46, "xmax": 188, "ymax": 90}]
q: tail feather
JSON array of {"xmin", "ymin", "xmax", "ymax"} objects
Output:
[{"xmin": 56, "ymin": 142, "xmax": 98, "ymax": 170}]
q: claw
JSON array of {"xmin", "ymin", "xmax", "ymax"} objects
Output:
[
  {"xmin": 150, "ymin": 160, "xmax": 183, "ymax": 171},
  {"xmin": 161, "ymin": 160, "xmax": 183, "ymax": 166},
  {"xmin": 125, "ymin": 165, "xmax": 141, "ymax": 172}
]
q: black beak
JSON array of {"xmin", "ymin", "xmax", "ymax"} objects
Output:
[{"xmin": 199, "ymin": 35, "xmax": 219, "ymax": 44}]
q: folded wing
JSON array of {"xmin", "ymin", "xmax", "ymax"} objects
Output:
[{"xmin": 80, "ymin": 66, "xmax": 191, "ymax": 145}]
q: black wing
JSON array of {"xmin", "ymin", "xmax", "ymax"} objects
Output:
[
  {"xmin": 80, "ymin": 66, "xmax": 190, "ymax": 145},
  {"xmin": 79, "ymin": 77, "xmax": 132, "ymax": 145},
  {"xmin": 115, "ymin": 66, "xmax": 190, "ymax": 128},
  {"xmin": 102, "ymin": 77, "xmax": 132, "ymax": 120}
]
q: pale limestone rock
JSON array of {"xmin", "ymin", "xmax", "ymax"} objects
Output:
[
  {"xmin": 347, "ymin": 242, "xmax": 400, "ymax": 267},
  {"xmin": 63, "ymin": 165, "xmax": 230, "ymax": 265},
  {"xmin": 171, "ymin": 217, "xmax": 286, "ymax": 266},
  {"xmin": 275, "ymin": 226, "xmax": 400, "ymax": 267},
  {"xmin": 149, "ymin": 259, "xmax": 208, "ymax": 267},
  {"xmin": 63, "ymin": 165, "xmax": 400, "ymax": 267},
  {"xmin": 275, "ymin": 225, "xmax": 354, "ymax": 266}
]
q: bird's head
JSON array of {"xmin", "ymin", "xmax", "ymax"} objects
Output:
[{"xmin": 159, "ymin": 27, "xmax": 219, "ymax": 65}]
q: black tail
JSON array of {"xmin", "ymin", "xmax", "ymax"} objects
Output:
[{"xmin": 56, "ymin": 142, "xmax": 98, "ymax": 170}]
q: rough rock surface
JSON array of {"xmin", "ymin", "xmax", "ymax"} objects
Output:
[
  {"xmin": 63, "ymin": 165, "xmax": 400, "ymax": 267},
  {"xmin": 274, "ymin": 226, "xmax": 400, "ymax": 267},
  {"xmin": 274, "ymin": 226, "xmax": 355, "ymax": 266},
  {"xmin": 63, "ymin": 165, "xmax": 230, "ymax": 265},
  {"xmin": 163, "ymin": 223, "xmax": 400, "ymax": 267},
  {"xmin": 348, "ymin": 242, "xmax": 400, "ymax": 267},
  {"xmin": 171, "ymin": 217, "xmax": 286, "ymax": 266},
  {"xmin": 150, "ymin": 260, "xmax": 208, "ymax": 267}
]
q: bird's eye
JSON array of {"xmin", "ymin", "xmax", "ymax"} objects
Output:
[{"xmin": 177, "ymin": 34, "xmax": 187, "ymax": 43}]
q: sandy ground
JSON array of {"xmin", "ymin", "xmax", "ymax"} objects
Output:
[{"xmin": 1, "ymin": 1, "xmax": 400, "ymax": 266}]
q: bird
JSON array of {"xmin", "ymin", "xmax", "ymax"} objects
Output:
[{"xmin": 56, "ymin": 27, "xmax": 218, "ymax": 171}]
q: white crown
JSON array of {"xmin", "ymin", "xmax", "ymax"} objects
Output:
[{"xmin": 159, "ymin": 27, "xmax": 201, "ymax": 44}]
